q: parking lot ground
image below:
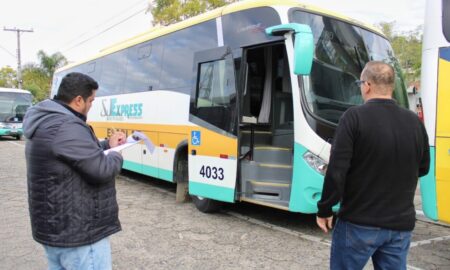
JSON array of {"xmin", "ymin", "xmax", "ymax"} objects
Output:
[{"xmin": 1, "ymin": 139, "xmax": 449, "ymax": 270}]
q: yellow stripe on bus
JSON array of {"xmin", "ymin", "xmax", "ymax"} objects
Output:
[
  {"xmin": 436, "ymin": 56, "xmax": 450, "ymax": 223},
  {"xmin": 89, "ymin": 122, "xmax": 238, "ymax": 157},
  {"xmin": 437, "ymin": 58, "xmax": 450, "ymax": 138}
]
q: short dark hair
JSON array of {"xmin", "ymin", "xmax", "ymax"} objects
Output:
[{"xmin": 55, "ymin": 72, "xmax": 98, "ymax": 103}]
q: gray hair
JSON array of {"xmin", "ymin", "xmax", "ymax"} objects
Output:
[{"xmin": 361, "ymin": 61, "xmax": 395, "ymax": 95}]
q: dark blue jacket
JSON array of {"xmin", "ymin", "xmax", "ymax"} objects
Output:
[{"xmin": 23, "ymin": 99, "xmax": 123, "ymax": 247}]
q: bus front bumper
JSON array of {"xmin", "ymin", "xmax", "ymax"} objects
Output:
[{"xmin": 0, "ymin": 128, "xmax": 23, "ymax": 137}]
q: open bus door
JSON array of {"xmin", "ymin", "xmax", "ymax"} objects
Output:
[{"xmin": 188, "ymin": 46, "xmax": 239, "ymax": 212}]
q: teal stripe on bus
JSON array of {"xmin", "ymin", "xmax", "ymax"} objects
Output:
[
  {"xmin": 289, "ymin": 143, "xmax": 340, "ymax": 214},
  {"xmin": 0, "ymin": 128, "xmax": 23, "ymax": 136},
  {"xmin": 158, "ymin": 169, "xmax": 173, "ymax": 182},
  {"xmin": 189, "ymin": 181, "xmax": 235, "ymax": 203},
  {"xmin": 420, "ymin": 147, "xmax": 438, "ymax": 221},
  {"xmin": 123, "ymin": 160, "xmax": 141, "ymax": 173},
  {"xmin": 289, "ymin": 143, "xmax": 325, "ymax": 213},
  {"xmin": 123, "ymin": 160, "xmax": 174, "ymax": 183}
]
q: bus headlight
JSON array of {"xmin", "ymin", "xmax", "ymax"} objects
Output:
[{"xmin": 303, "ymin": 151, "xmax": 328, "ymax": 175}]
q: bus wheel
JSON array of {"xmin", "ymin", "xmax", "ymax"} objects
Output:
[
  {"xmin": 15, "ymin": 135, "xmax": 22, "ymax": 140},
  {"xmin": 175, "ymin": 159, "xmax": 189, "ymax": 203},
  {"xmin": 191, "ymin": 195, "xmax": 222, "ymax": 213}
]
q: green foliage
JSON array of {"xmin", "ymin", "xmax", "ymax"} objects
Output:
[
  {"xmin": 37, "ymin": 50, "xmax": 67, "ymax": 78},
  {"xmin": 150, "ymin": 0, "xmax": 237, "ymax": 26},
  {"xmin": 378, "ymin": 22, "xmax": 422, "ymax": 84},
  {"xmin": 26, "ymin": 50, "xmax": 67, "ymax": 102},
  {"xmin": 21, "ymin": 64, "xmax": 51, "ymax": 102},
  {"xmin": 0, "ymin": 50, "xmax": 67, "ymax": 102},
  {"xmin": 0, "ymin": 66, "xmax": 18, "ymax": 88}
]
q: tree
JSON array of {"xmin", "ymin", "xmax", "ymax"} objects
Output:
[
  {"xmin": 21, "ymin": 64, "xmax": 51, "ymax": 102},
  {"xmin": 378, "ymin": 21, "xmax": 395, "ymax": 41},
  {"xmin": 149, "ymin": 0, "xmax": 238, "ymax": 26},
  {"xmin": 0, "ymin": 66, "xmax": 18, "ymax": 88},
  {"xmin": 37, "ymin": 50, "xmax": 67, "ymax": 78},
  {"xmin": 377, "ymin": 22, "xmax": 422, "ymax": 84},
  {"xmin": 1, "ymin": 50, "xmax": 67, "ymax": 101}
]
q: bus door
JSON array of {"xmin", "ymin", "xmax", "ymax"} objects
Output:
[
  {"xmin": 237, "ymin": 43, "xmax": 296, "ymax": 210},
  {"xmin": 188, "ymin": 46, "xmax": 239, "ymax": 203}
]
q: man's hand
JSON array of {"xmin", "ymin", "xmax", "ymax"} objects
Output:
[
  {"xmin": 109, "ymin": 131, "xmax": 126, "ymax": 148},
  {"xmin": 316, "ymin": 215, "xmax": 334, "ymax": 233}
]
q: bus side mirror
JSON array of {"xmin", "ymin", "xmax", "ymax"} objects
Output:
[{"xmin": 266, "ymin": 23, "xmax": 314, "ymax": 75}]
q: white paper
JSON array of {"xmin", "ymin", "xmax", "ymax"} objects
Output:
[
  {"xmin": 132, "ymin": 131, "xmax": 155, "ymax": 154},
  {"xmin": 103, "ymin": 131, "xmax": 155, "ymax": 155}
]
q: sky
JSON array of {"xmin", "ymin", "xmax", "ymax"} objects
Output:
[{"xmin": 0, "ymin": 0, "xmax": 426, "ymax": 69}]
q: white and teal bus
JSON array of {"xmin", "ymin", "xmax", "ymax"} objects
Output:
[
  {"xmin": 420, "ymin": 0, "xmax": 450, "ymax": 224},
  {"xmin": 51, "ymin": 0, "xmax": 408, "ymax": 213},
  {"xmin": 0, "ymin": 88, "xmax": 33, "ymax": 140}
]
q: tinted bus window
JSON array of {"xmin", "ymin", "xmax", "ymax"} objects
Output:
[
  {"xmin": 124, "ymin": 38, "xmax": 164, "ymax": 93},
  {"xmin": 84, "ymin": 61, "xmax": 102, "ymax": 83},
  {"xmin": 291, "ymin": 10, "xmax": 408, "ymax": 125},
  {"xmin": 195, "ymin": 58, "xmax": 236, "ymax": 133},
  {"xmin": 222, "ymin": 7, "xmax": 282, "ymax": 49},
  {"xmin": 98, "ymin": 50, "xmax": 127, "ymax": 96},
  {"xmin": 444, "ymin": 0, "xmax": 450, "ymax": 42},
  {"xmin": 159, "ymin": 19, "xmax": 217, "ymax": 94}
]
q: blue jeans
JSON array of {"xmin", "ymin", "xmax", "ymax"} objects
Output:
[
  {"xmin": 43, "ymin": 237, "xmax": 111, "ymax": 270},
  {"xmin": 331, "ymin": 219, "xmax": 412, "ymax": 270}
]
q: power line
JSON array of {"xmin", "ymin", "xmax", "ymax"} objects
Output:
[
  {"xmin": 61, "ymin": 4, "xmax": 148, "ymax": 54},
  {"xmin": 58, "ymin": 0, "xmax": 147, "ymax": 51},
  {"xmin": 0, "ymin": 43, "xmax": 16, "ymax": 58}
]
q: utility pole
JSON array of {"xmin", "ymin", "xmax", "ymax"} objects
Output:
[{"xmin": 4, "ymin": 27, "xmax": 33, "ymax": 89}]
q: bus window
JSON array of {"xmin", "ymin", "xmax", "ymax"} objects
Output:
[
  {"xmin": 292, "ymin": 11, "xmax": 366, "ymax": 124},
  {"xmin": 98, "ymin": 50, "xmax": 127, "ymax": 97},
  {"xmin": 159, "ymin": 20, "xmax": 217, "ymax": 94},
  {"xmin": 444, "ymin": 0, "xmax": 450, "ymax": 42},
  {"xmin": 124, "ymin": 39, "xmax": 164, "ymax": 93},
  {"xmin": 222, "ymin": 7, "xmax": 282, "ymax": 49},
  {"xmin": 194, "ymin": 57, "xmax": 236, "ymax": 134},
  {"xmin": 83, "ymin": 60, "xmax": 102, "ymax": 85}
]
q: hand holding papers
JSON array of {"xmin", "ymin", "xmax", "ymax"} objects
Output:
[{"xmin": 104, "ymin": 131, "xmax": 155, "ymax": 155}]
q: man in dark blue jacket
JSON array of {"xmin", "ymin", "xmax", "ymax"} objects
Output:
[
  {"xmin": 316, "ymin": 61, "xmax": 430, "ymax": 269},
  {"xmin": 23, "ymin": 72, "xmax": 125, "ymax": 270}
]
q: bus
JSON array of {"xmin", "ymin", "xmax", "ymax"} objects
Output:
[
  {"xmin": 51, "ymin": 0, "xmax": 409, "ymax": 213},
  {"xmin": 420, "ymin": 0, "xmax": 450, "ymax": 224},
  {"xmin": 0, "ymin": 88, "xmax": 33, "ymax": 140}
]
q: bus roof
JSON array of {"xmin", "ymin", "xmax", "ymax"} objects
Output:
[
  {"xmin": 57, "ymin": 0, "xmax": 385, "ymax": 72},
  {"xmin": 0, "ymin": 87, "xmax": 32, "ymax": 94}
]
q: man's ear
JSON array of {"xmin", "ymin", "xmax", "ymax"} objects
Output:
[
  {"xmin": 75, "ymin": 95, "xmax": 84, "ymax": 105},
  {"xmin": 70, "ymin": 95, "xmax": 83, "ymax": 109},
  {"xmin": 363, "ymin": 83, "xmax": 371, "ymax": 95}
]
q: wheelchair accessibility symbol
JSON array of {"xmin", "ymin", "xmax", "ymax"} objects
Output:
[{"xmin": 191, "ymin": 131, "xmax": 201, "ymax": 146}]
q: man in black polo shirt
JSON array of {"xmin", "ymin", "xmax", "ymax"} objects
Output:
[{"xmin": 316, "ymin": 61, "xmax": 430, "ymax": 269}]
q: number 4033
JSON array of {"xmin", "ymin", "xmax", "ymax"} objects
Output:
[{"xmin": 199, "ymin": 165, "xmax": 224, "ymax": 180}]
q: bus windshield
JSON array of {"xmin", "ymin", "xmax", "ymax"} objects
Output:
[
  {"xmin": 291, "ymin": 10, "xmax": 408, "ymax": 124},
  {"xmin": 0, "ymin": 92, "xmax": 32, "ymax": 123}
]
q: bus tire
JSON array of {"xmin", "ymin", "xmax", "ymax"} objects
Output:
[
  {"xmin": 191, "ymin": 195, "xmax": 222, "ymax": 213},
  {"xmin": 15, "ymin": 135, "xmax": 22, "ymax": 140},
  {"xmin": 175, "ymin": 157, "xmax": 189, "ymax": 203}
]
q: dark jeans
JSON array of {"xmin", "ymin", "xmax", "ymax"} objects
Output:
[{"xmin": 331, "ymin": 219, "xmax": 412, "ymax": 270}]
